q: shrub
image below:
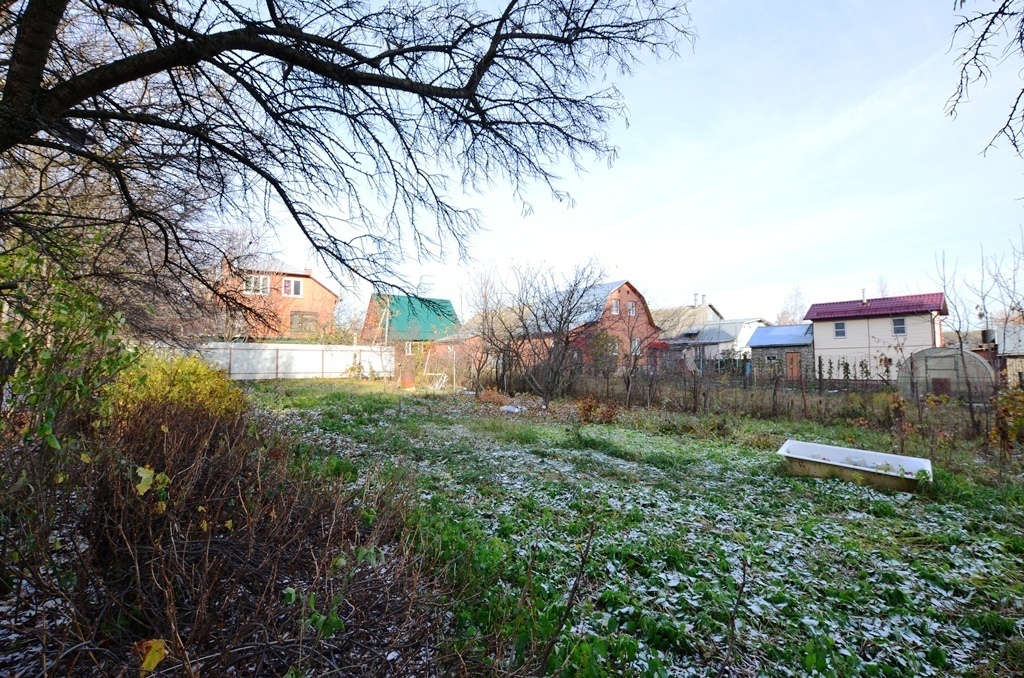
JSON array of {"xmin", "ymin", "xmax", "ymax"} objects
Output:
[
  {"xmin": 1, "ymin": 363, "xmax": 449, "ymax": 676},
  {"xmin": 577, "ymin": 397, "xmax": 618, "ymax": 425},
  {"xmin": 478, "ymin": 388, "xmax": 512, "ymax": 406},
  {"xmin": 113, "ymin": 353, "xmax": 245, "ymax": 417},
  {"xmin": 577, "ymin": 396, "xmax": 600, "ymax": 423}
]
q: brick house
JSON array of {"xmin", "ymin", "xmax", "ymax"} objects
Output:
[
  {"xmin": 227, "ymin": 258, "xmax": 339, "ymax": 339},
  {"xmin": 573, "ymin": 280, "xmax": 662, "ymax": 366},
  {"xmin": 748, "ymin": 324, "xmax": 814, "ymax": 381},
  {"xmin": 804, "ymin": 292, "xmax": 947, "ymax": 380}
]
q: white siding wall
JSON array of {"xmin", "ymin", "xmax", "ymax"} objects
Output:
[{"xmin": 812, "ymin": 313, "xmax": 940, "ymax": 379}]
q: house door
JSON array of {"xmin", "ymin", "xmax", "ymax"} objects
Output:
[{"xmin": 785, "ymin": 352, "xmax": 801, "ymax": 381}]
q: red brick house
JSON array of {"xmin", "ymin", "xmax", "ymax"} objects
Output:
[
  {"xmin": 575, "ymin": 280, "xmax": 662, "ymax": 364},
  {"xmin": 217, "ymin": 258, "xmax": 339, "ymax": 340}
]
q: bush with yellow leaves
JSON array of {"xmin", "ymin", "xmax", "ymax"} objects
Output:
[{"xmin": 113, "ymin": 352, "xmax": 245, "ymax": 418}]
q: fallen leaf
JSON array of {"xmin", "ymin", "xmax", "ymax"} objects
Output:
[{"xmin": 134, "ymin": 638, "xmax": 168, "ymax": 676}]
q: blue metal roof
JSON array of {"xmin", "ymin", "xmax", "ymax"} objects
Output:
[{"xmin": 748, "ymin": 324, "xmax": 813, "ymax": 348}]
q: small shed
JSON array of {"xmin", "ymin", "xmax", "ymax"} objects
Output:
[
  {"xmin": 897, "ymin": 347, "xmax": 996, "ymax": 402},
  {"xmin": 999, "ymin": 326, "xmax": 1024, "ymax": 388},
  {"xmin": 748, "ymin": 324, "xmax": 814, "ymax": 380}
]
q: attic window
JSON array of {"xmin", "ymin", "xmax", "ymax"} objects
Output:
[
  {"xmin": 834, "ymin": 321, "xmax": 846, "ymax": 339},
  {"xmin": 628, "ymin": 301, "xmax": 636, "ymax": 317},
  {"xmin": 892, "ymin": 317, "xmax": 906, "ymax": 336},
  {"xmin": 611, "ymin": 299, "xmax": 620, "ymax": 315},
  {"xmin": 243, "ymin": 274, "xmax": 269, "ymax": 295},
  {"xmin": 282, "ymin": 278, "xmax": 303, "ymax": 297}
]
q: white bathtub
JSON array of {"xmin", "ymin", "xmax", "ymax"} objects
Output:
[{"xmin": 777, "ymin": 439, "xmax": 932, "ymax": 492}]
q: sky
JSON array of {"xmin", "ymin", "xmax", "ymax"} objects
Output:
[{"xmin": 280, "ymin": 0, "xmax": 1024, "ymax": 323}]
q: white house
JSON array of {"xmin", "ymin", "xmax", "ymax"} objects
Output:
[{"xmin": 805, "ymin": 292, "xmax": 947, "ymax": 380}]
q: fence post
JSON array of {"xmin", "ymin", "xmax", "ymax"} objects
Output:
[
  {"xmin": 275, "ymin": 347, "xmax": 279, "ymax": 379},
  {"xmin": 228, "ymin": 346, "xmax": 233, "ymax": 379},
  {"xmin": 322, "ymin": 347, "xmax": 325, "ymax": 378}
]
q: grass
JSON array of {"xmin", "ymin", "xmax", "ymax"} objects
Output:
[{"xmin": 253, "ymin": 379, "xmax": 1024, "ymax": 677}]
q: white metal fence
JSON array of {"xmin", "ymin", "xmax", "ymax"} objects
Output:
[{"xmin": 197, "ymin": 342, "xmax": 394, "ymax": 380}]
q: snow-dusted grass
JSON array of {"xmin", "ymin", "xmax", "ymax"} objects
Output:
[{"xmin": 250, "ymin": 380, "xmax": 1024, "ymax": 677}]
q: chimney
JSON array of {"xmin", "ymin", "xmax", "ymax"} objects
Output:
[
  {"xmin": 702, "ymin": 294, "xmax": 706, "ymax": 305},
  {"xmin": 305, "ymin": 268, "xmax": 313, "ymax": 275},
  {"xmin": 861, "ymin": 288, "xmax": 867, "ymax": 304},
  {"xmin": 694, "ymin": 293, "xmax": 698, "ymax": 306}
]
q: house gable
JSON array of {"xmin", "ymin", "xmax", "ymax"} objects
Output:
[{"xmin": 361, "ymin": 294, "xmax": 460, "ymax": 344}]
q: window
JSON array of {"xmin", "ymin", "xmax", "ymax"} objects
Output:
[
  {"xmin": 611, "ymin": 339, "xmax": 619, "ymax": 355},
  {"xmin": 611, "ymin": 299, "xmax": 620, "ymax": 315},
  {"xmin": 405, "ymin": 341, "xmax": 413, "ymax": 356},
  {"xmin": 290, "ymin": 311, "xmax": 318, "ymax": 334},
  {"xmin": 282, "ymin": 278, "xmax": 303, "ymax": 297},
  {"xmin": 631, "ymin": 337, "xmax": 642, "ymax": 355},
  {"xmin": 892, "ymin": 317, "xmax": 906, "ymax": 336},
  {"xmin": 628, "ymin": 300, "xmax": 636, "ymax": 317},
  {"xmin": 765, "ymin": 355, "xmax": 778, "ymax": 363},
  {"xmin": 834, "ymin": 321, "xmax": 846, "ymax": 339},
  {"xmin": 243, "ymin": 274, "xmax": 269, "ymax": 295}
]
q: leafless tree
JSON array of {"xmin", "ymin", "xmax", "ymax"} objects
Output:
[
  {"xmin": 508, "ymin": 262, "xmax": 605, "ymax": 407},
  {"xmin": 1, "ymin": 0, "xmax": 690, "ymax": 334},
  {"xmin": 988, "ymin": 230, "xmax": 1024, "ymax": 328},
  {"xmin": 586, "ymin": 329, "xmax": 619, "ymax": 397},
  {"xmin": 775, "ymin": 286, "xmax": 807, "ymax": 326},
  {"xmin": 462, "ymin": 267, "xmax": 515, "ymax": 393},
  {"xmin": 935, "ymin": 253, "xmax": 983, "ymax": 435},
  {"xmin": 615, "ymin": 303, "xmax": 661, "ymax": 407}
]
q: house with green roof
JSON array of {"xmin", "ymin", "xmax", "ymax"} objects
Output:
[
  {"xmin": 360, "ymin": 294, "xmax": 459, "ymax": 344},
  {"xmin": 359, "ymin": 294, "xmax": 460, "ymax": 387}
]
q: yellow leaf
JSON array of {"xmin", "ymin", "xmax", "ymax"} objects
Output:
[
  {"xmin": 153, "ymin": 472, "xmax": 170, "ymax": 491},
  {"xmin": 80, "ymin": 452, "xmax": 92, "ymax": 464},
  {"xmin": 160, "ymin": 424, "xmax": 169, "ymax": 434},
  {"xmin": 224, "ymin": 519, "xmax": 234, "ymax": 531},
  {"xmin": 135, "ymin": 466, "xmax": 154, "ymax": 496},
  {"xmin": 134, "ymin": 638, "xmax": 168, "ymax": 676},
  {"xmin": 200, "ymin": 519, "xmax": 208, "ymax": 532},
  {"xmin": 154, "ymin": 501, "xmax": 167, "ymax": 515},
  {"xmin": 196, "ymin": 505, "xmax": 206, "ymax": 513}
]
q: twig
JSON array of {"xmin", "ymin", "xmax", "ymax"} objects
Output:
[
  {"xmin": 717, "ymin": 556, "xmax": 749, "ymax": 678},
  {"xmin": 533, "ymin": 521, "xmax": 595, "ymax": 676}
]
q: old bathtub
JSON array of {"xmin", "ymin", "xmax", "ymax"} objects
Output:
[{"xmin": 777, "ymin": 439, "xmax": 933, "ymax": 492}]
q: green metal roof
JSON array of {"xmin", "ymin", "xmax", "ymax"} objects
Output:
[{"xmin": 374, "ymin": 295, "xmax": 459, "ymax": 341}]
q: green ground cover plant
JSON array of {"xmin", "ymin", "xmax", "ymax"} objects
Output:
[{"xmin": 255, "ymin": 379, "xmax": 1024, "ymax": 677}]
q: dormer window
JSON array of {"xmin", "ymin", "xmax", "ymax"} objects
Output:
[
  {"xmin": 282, "ymin": 278, "xmax": 303, "ymax": 297},
  {"xmin": 611, "ymin": 299, "xmax": 620, "ymax": 315}
]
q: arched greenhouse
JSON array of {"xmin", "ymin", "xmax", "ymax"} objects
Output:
[{"xmin": 897, "ymin": 347, "xmax": 996, "ymax": 403}]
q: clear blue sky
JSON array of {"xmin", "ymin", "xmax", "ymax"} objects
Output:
[{"xmin": 284, "ymin": 0, "xmax": 1024, "ymax": 321}]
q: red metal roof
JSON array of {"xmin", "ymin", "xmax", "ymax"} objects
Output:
[{"xmin": 804, "ymin": 293, "xmax": 947, "ymax": 321}]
